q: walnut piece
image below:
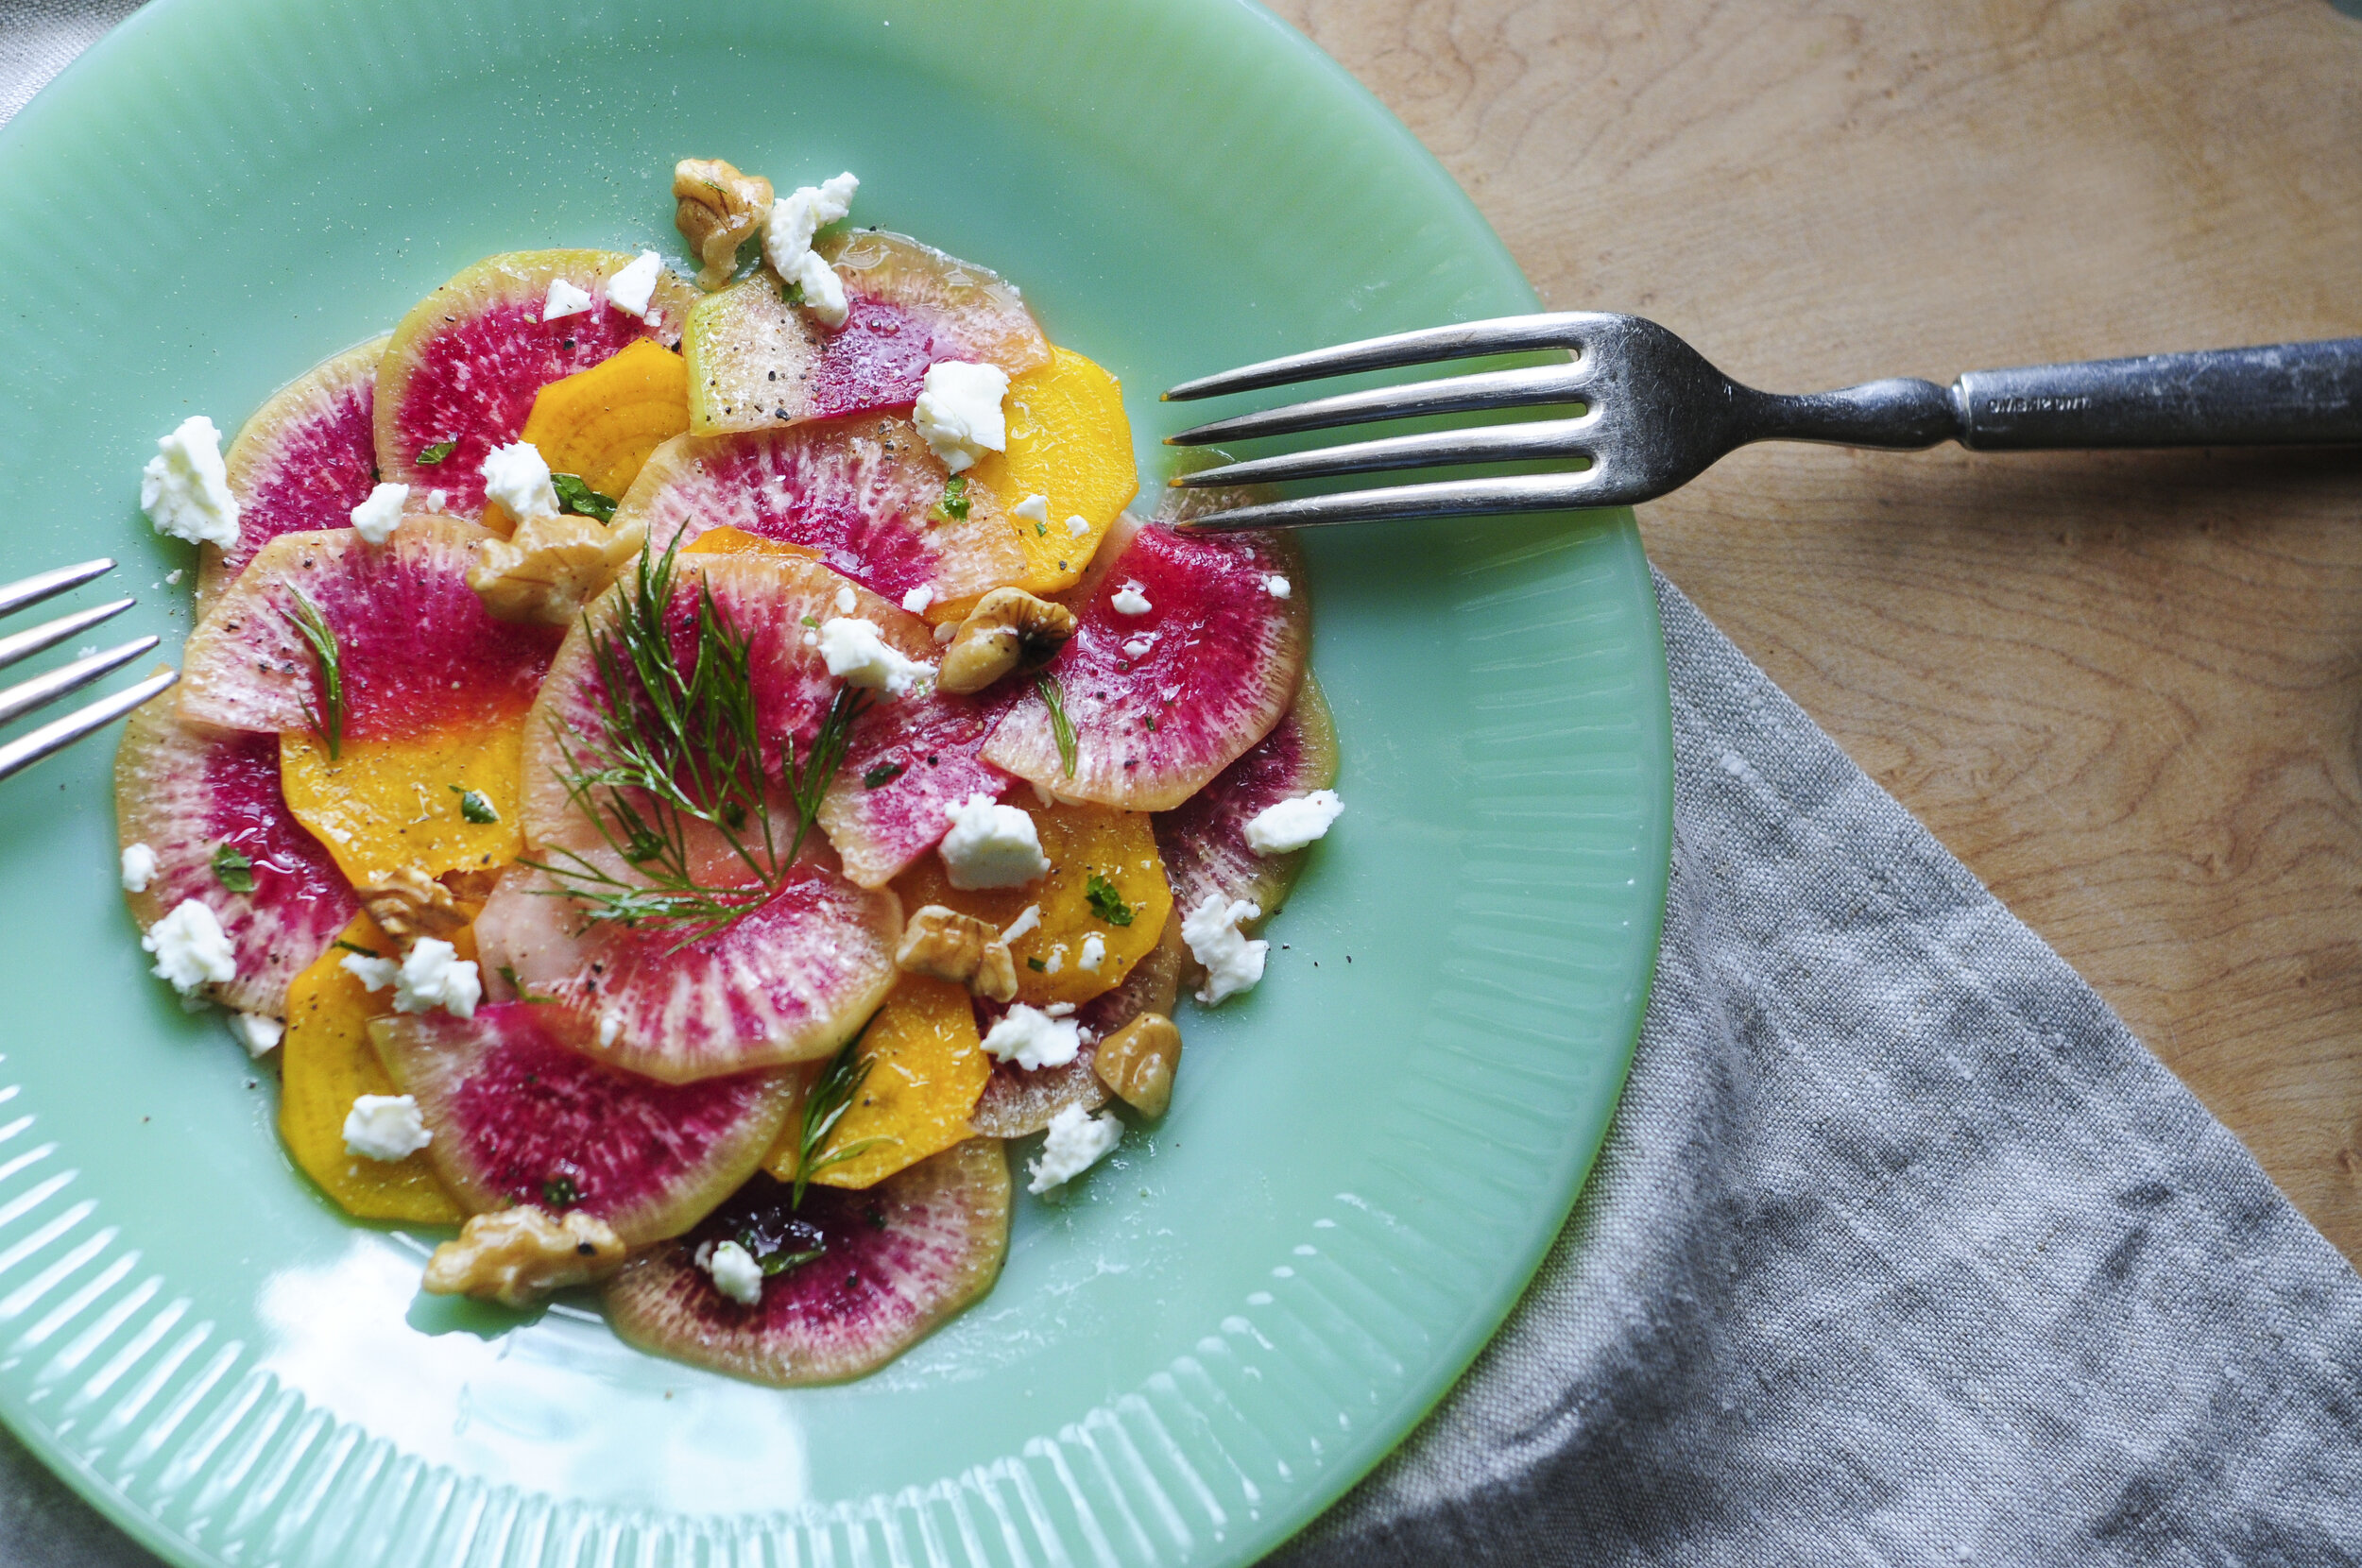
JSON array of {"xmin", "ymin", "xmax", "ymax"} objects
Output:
[
  {"xmin": 355, "ymin": 866, "xmax": 476, "ymax": 949},
  {"xmin": 468, "ymin": 512, "xmax": 646, "ymax": 625},
  {"xmin": 937, "ymin": 588, "xmax": 1078, "ymax": 695},
  {"xmin": 422, "ymin": 1206, "xmax": 626, "ymax": 1307},
  {"xmin": 897, "ymin": 903, "xmax": 1019, "ymax": 1002},
  {"xmin": 674, "ymin": 158, "xmax": 775, "ymax": 291},
  {"xmin": 1093, "ymin": 1011, "xmax": 1181, "ymax": 1117}
]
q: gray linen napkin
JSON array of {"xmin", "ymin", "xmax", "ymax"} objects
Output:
[{"xmin": 7, "ymin": 12, "xmax": 2362, "ymax": 1564}]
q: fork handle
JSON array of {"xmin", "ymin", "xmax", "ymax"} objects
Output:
[{"xmin": 1951, "ymin": 338, "xmax": 2362, "ymax": 449}]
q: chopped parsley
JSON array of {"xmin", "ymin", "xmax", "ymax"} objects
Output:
[
  {"xmin": 551, "ymin": 471, "xmax": 619, "ymax": 523},
  {"xmin": 1085, "ymin": 873, "xmax": 1136, "ymax": 927},
  {"xmin": 541, "ymin": 1175, "xmax": 580, "ymax": 1208},
  {"xmin": 779, "ymin": 277, "xmax": 806, "ymax": 306},
  {"xmin": 863, "ymin": 760, "xmax": 907, "ymax": 790},
  {"xmin": 210, "ymin": 844, "xmax": 255, "ymax": 894},
  {"xmin": 938, "ymin": 474, "xmax": 970, "ymax": 521},
  {"xmin": 451, "ymin": 786, "xmax": 501, "ymax": 824},
  {"xmin": 1027, "ymin": 957, "xmax": 1047, "ymax": 972},
  {"xmin": 415, "ymin": 438, "xmax": 457, "ymax": 466}
]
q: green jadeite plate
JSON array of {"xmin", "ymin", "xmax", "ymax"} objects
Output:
[{"xmin": 0, "ymin": 0, "xmax": 1671, "ymax": 1562}]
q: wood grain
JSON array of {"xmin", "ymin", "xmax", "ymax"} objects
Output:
[{"xmin": 1268, "ymin": 0, "xmax": 2362, "ymax": 1257}]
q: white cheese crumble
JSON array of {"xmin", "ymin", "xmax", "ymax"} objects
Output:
[
  {"xmin": 939, "ymin": 794, "xmax": 1050, "ymax": 890},
  {"xmin": 140, "ymin": 416, "xmax": 240, "ymax": 549},
  {"xmin": 480, "ymin": 441, "xmax": 559, "ymax": 523},
  {"xmin": 765, "ymin": 172, "xmax": 858, "ymax": 271},
  {"xmin": 817, "ymin": 617, "xmax": 933, "ymax": 697},
  {"xmin": 340, "ymin": 950, "xmax": 398, "ymax": 992},
  {"xmin": 1266, "ymin": 574, "xmax": 1292, "ymax": 599},
  {"xmin": 982, "ymin": 1003, "xmax": 1083, "ymax": 1070},
  {"xmin": 343, "ymin": 1094, "xmax": 432, "ymax": 1161},
  {"xmin": 1121, "ymin": 637, "xmax": 1153, "ymax": 660},
  {"xmin": 1079, "ymin": 931, "xmax": 1106, "ymax": 972},
  {"xmin": 120, "ymin": 843, "xmax": 159, "ymax": 894},
  {"xmin": 343, "ymin": 939, "xmax": 481, "ymax": 1018},
  {"xmin": 165, "ymin": 569, "xmax": 183, "ymax": 585},
  {"xmin": 1066, "ymin": 515, "xmax": 1090, "ymax": 537},
  {"xmin": 1001, "ymin": 903, "xmax": 1042, "ymax": 943},
  {"xmin": 913, "ymin": 361, "xmax": 1010, "ymax": 472},
  {"xmin": 1182, "ymin": 893, "xmax": 1267, "ymax": 1005},
  {"xmin": 348, "ymin": 481, "xmax": 410, "ymax": 544},
  {"xmin": 1028, "ymin": 1103, "xmax": 1123, "ymax": 1194},
  {"xmin": 833, "ymin": 585, "xmax": 857, "ymax": 613},
  {"xmin": 701, "ymin": 1239, "xmax": 765, "ymax": 1306},
  {"xmin": 1043, "ymin": 1001, "xmax": 1076, "ymax": 1017},
  {"xmin": 784, "ymin": 249, "xmax": 849, "ymax": 328},
  {"xmin": 900, "ymin": 584, "xmax": 936, "ymax": 615},
  {"xmin": 1242, "ymin": 789, "xmax": 1344, "ymax": 856},
  {"xmin": 143, "ymin": 899, "xmax": 236, "ymax": 995},
  {"xmin": 1111, "ymin": 583, "xmax": 1153, "ymax": 616},
  {"xmin": 1013, "ymin": 494, "xmax": 1050, "ymax": 524},
  {"xmin": 607, "ymin": 249, "xmax": 665, "ymax": 320},
  {"xmin": 543, "ymin": 278, "xmax": 594, "ymax": 321},
  {"xmin": 227, "ymin": 1011, "xmax": 283, "ymax": 1058}
]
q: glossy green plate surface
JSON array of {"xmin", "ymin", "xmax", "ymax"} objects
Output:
[{"xmin": 0, "ymin": 1, "xmax": 1671, "ymax": 1562}]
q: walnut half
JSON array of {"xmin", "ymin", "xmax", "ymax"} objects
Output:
[
  {"xmin": 937, "ymin": 588, "xmax": 1077, "ymax": 694},
  {"xmin": 674, "ymin": 158, "xmax": 775, "ymax": 291},
  {"xmin": 897, "ymin": 904, "xmax": 1019, "ymax": 1002},
  {"xmin": 469, "ymin": 513, "xmax": 647, "ymax": 626},
  {"xmin": 356, "ymin": 866, "xmax": 477, "ymax": 950},
  {"xmin": 422, "ymin": 1206, "xmax": 626, "ymax": 1308},
  {"xmin": 1093, "ymin": 1011, "xmax": 1181, "ymax": 1117}
]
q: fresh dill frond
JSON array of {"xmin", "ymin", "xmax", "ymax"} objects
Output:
[
  {"xmin": 282, "ymin": 585, "xmax": 345, "ymax": 760},
  {"xmin": 790, "ymin": 1034, "xmax": 896, "ymax": 1211},
  {"xmin": 1037, "ymin": 673, "xmax": 1078, "ymax": 778},
  {"xmin": 783, "ymin": 685, "xmax": 871, "ymax": 862}
]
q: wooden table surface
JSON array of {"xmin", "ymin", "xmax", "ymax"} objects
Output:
[{"xmin": 1269, "ymin": 0, "xmax": 2362, "ymax": 1260}]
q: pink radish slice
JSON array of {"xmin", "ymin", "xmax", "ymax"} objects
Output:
[
  {"xmin": 968, "ymin": 908, "xmax": 1182, "ymax": 1137},
  {"xmin": 1153, "ymin": 673, "xmax": 1338, "ymax": 929},
  {"xmin": 371, "ymin": 1002, "xmax": 796, "ymax": 1247},
  {"xmin": 617, "ymin": 420, "xmax": 1027, "ymax": 609},
  {"xmin": 603, "ymin": 1139, "xmax": 1010, "ymax": 1386},
  {"xmin": 982, "ymin": 520, "xmax": 1308, "ymax": 811},
  {"xmin": 821, "ymin": 230, "xmax": 1052, "ymax": 374},
  {"xmin": 178, "ymin": 521, "xmax": 562, "ymax": 740},
  {"xmin": 816, "ymin": 684, "xmax": 1018, "ymax": 889},
  {"xmin": 201, "ymin": 336, "xmax": 385, "ymax": 618},
  {"xmin": 374, "ymin": 250, "xmax": 697, "ymax": 521},
  {"xmin": 472, "ymin": 840, "xmax": 902, "ymax": 1083},
  {"xmin": 115, "ymin": 695, "xmax": 356, "ymax": 1018}
]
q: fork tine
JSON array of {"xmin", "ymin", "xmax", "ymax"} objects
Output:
[
  {"xmin": 1171, "ymin": 418, "xmax": 1596, "ymax": 488},
  {"xmin": 1162, "ymin": 313, "xmax": 1604, "ymax": 401},
  {"xmin": 1173, "ymin": 473, "xmax": 1617, "ymax": 533},
  {"xmin": 0, "ymin": 668, "xmax": 178, "ymax": 785},
  {"xmin": 1166, "ymin": 363, "xmax": 1590, "ymax": 447},
  {"xmin": 0, "ymin": 558, "xmax": 113, "ymax": 621},
  {"xmin": 0, "ymin": 597, "xmax": 136, "ymax": 673},
  {"xmin": 0, "ymin": 637, "xmax": 161, "ymax": 728}
]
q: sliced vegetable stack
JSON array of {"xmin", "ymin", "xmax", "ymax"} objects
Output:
[{"xmin": 112, "ymin": 157, "xmax": 1344, "ymax": 1387}]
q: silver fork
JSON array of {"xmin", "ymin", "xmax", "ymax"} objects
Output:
[
  {"xmin": 0, "ymin": 560, "xmax": 177, "ymax": 785},
  {"xmin": 1161, "ymin": 315, "xmax": 2362, "ymax": 530}
]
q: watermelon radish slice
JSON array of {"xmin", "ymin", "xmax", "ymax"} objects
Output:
[
  {"xmin": 178, "ymin": 520, "xmax": 563, "ymax": 741},
  {"xmin": 374, "ymin": 250, "xmax": 698, "ymax": 521},
  {"xmin": 602, "ymin": 1138, "xmax": 1010, "ymax": 1386},
  {"xmin": 370, "ymin": 1002, "xmax": 796, "ymax": 1246},
  {"xmin": 201, "ymin": 335, "xmax": 385, "ymax": 618},
  {"xmin": 684, "ymin": 230, "xmax": 1050, "ymax": 436},
  {"xmin": 115, "ymin": 695, "xmax": 356, "ymax": 1018},
  {"xmin": 471, "ymin": 839, "xmax": 902, "ymax": 1083},
  {"xmin": 968, "ymin": 908, "xmax": 1183, "ymax": 1137},
  {"xmin": 816, "ymin": 683, "xmax": 1018, "ymax": 889},
  {"xmin": 616, "ymin": 419, "xmax": 1028, "ymax": 611},
  {"xmin": 982, "ymin": 519, "xmax": 1308, "ymax": 810},
  {"xmin": 1153, "ymin": 673, "xmax": 1339, "ymax": 929}
]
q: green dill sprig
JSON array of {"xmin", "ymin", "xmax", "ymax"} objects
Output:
[
  {"xmin": 789, "ymin": 1035, "xmax": 896, "ymax": 1211},
  {"xmin": 1037, "ymin": 673, "xmax": 1078, "ymax": 778},
  {"xmin": 282, "ymin": 585, "xmax": 345, "ymax": 761},
  {"xmin": 784, "ymin": 685, "xmax": 870, "ymax": 861}
]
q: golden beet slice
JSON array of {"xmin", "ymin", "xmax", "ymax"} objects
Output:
[
  {"xmin": 280, "ymin": 720, "xmax": 525, "ymax": 890},
  {"xmin": 764, "ymin": 975, "xmax": 990, "ymax": 1191},
  {"xmin": 518, "ymin": 338, "xmax": 692, "ymax": 503},
  {"xmin": 964, "ymin": 347, "xmax": 1138, "ymax": 611}
]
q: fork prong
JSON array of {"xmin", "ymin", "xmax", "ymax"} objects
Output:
[
  {"xmin": 0, "ymin": 637, "xmax": 161, "ymax": 728},
  {"xmin": 0, "ymin": 597, "xmax": 137, "ymax": 673},
  {"xmin": 0, "ymin": 668, "xmax": 178, "ymax": 785},
  {"xmin": 1171, "ymin": 418, "xmax": 1596, "ymax": 488},
  {"xmin": 1162, "ymin": 313, "xmax": 1610, "ymax": 401},
  {"xmin": 1173, "ymin": 473, "xmax": 1619, "ymax": 533},
  {"xmin": 1166, "ymin": 363, "xmax": 1591, "ymax": 448},
  {"xmin": 0, "ymin": 558, "xmax": 114, "ymax": 621}
]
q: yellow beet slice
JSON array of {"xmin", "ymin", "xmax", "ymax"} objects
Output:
[
  {"xmin": 279, "ymin": 915, "xmax": 465, "ymax": 1224},
  {"xmin": 680, "ymin": 525, "xmax": 822, "ymax": 561},
  {"xmin": 518, "ymin": 338, "xmax": 692, "ymax": 503},
  {"xmin": 763, "ymin": 975, "xmax": 989, "ymax": 1190},
  {"xmin": 962, "ymin": 348, "xmax": 1138, "ymax": 613},
  {"xmin": 281, "ymin": 722, "xmax": 526, "ymax": 889},
  {"xmin": 892, "ymin": 799, "xmax": 1172, "ymax": 1009}
]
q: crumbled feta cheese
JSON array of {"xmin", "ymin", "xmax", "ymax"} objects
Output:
[
  {"xmin": 901, "ymin": 584, "xmax": 936, "ymax": 615},
  {"xmin": 426, "ymin": 488, "xmax": 449, "ymax": 512},
  {"xmin": 1266, "ymin": 574, "xmax": 1292, "ymax": 599},
  {"xmin": 140, "ymin": 416, "xmax": 240, "ymax": 548},
  {"xmin": 348, "ymin": 481, "xmax": 410, "ymax": 544},
  {"xmin": 120, "ymin": 843, "xmax": 159, "ymax": 894},
  {"xmin": 165, "ymin": 568, "xmax": 183, "ymax": 585},
  {"xmin": 982, "ymin": 1003, "xmax": 1083, "ymax": 1070},
  {"xmin": 701, "ymin": 1239, "xmax": 765, "ymax": 1306},
  {"xmin": 1067, "ymin": 514, "xmax": 1090, "ymax": 537},
  {"xmin": 1111, "ymin": 583, "xmax": 1152, "ymax": 616},
  {"xmin": 939, "ymin": 793, "xmax": 1050, "ymax": 890},
  {"xmin": 1013, "ymin": 494, "xmax": 1050, "ymax": 524},
  {"xmin": 764, "ymin": 171, "xmax": 858, "ymax": 275},
  {"xmin": 785, "ymin": 249, "xmax": 848, "ymax": 328},
  {"xmin": 1079, "ymin": 932, "xmax": 1106, "ymax": 972},
  {"xmin": 1243, "ymin": 789, "xmax": 1344, "ymax": 855},
  {"xmin": 1042, "ymin": 1001, "xmax": 1076, "ymax": 1017},
  {"xmin": 480, "ymin": 441, "xmax": 559, "ymax": 523},
  {"xmin": 394, "ymin": 938, "xmax": 481, "ymax": 1018},
  {"xmin": 543, "ymin": 278, "xmax": 594, "ymax": 321},
  {"xmin": 1043, "ymin": 948, "xmax": 1065, "ymax": 975},
  {"xmin": 607, "ymin": 249, "xmax": 665, "ymax": 320},
  {"xmin": 1181, "ymin": 893, "xmax": 1267, "ymax": 1005},
  {"xmin": 1028, "ymin": 1103, "xmax": 1123, "ymax": 1194},
  {"xmin": 1001, "ymin": 903, "xmax": 1042, "ymax": 943},
  {"xmin": 817, "ymin": 617, "xmax": 933, "ymax": 697},
  {"xmin": 343, "ymin": 1094, "xmax": 432, "ymax": 1161},
  {"xmin": 913, "ymin": 361, "xmax": 1010, "ymax": 472},
  {"xmin": 1121, "ymin": 637, "xmax": 1153, "ymax": 660},
  {"xmin": 341, "ymin": 950, "xmax": 398, "ymax": 992},
  {"xmin": 227, "ymin": 1011, "xmax": 283, "ymax": 1058},
  {"xmin": 600, "ymin": 1012, "xmax": 624, "ymax": 1048},
  {"xmin": 142, "ymin": 899, "xmax": 236, "ymax": 995},
  {"xmin": 833, "ymin": 586, "xmax": 857, "ymax": 613}
]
